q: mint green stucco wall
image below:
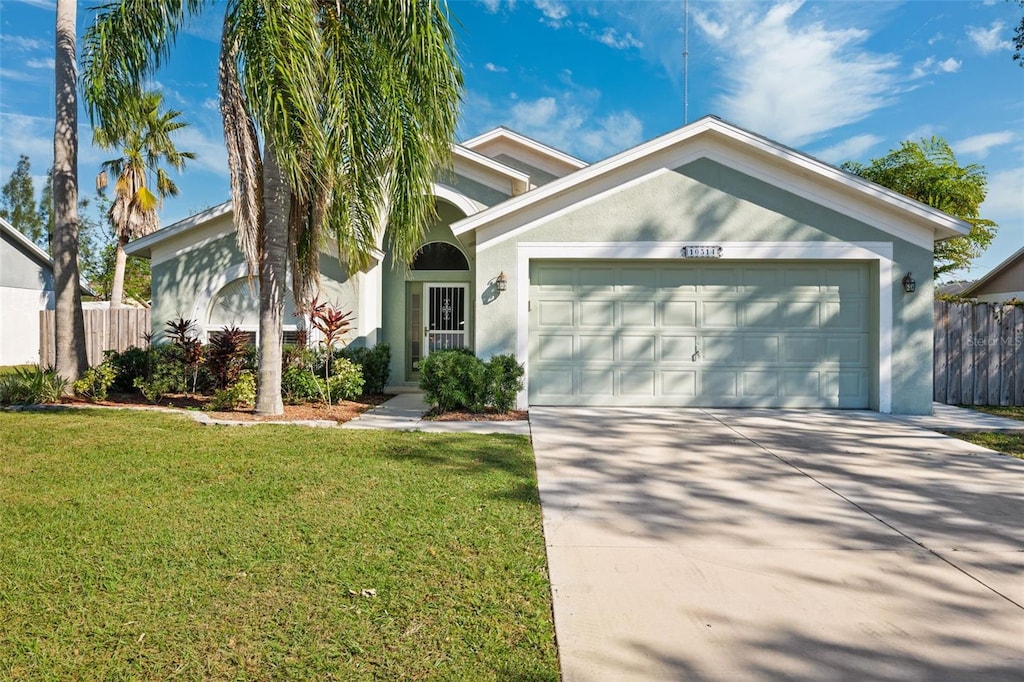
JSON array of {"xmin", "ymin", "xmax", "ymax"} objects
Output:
[
  {"xmin": 150, "ymin": 232, "xmax": 357, "ymax": 343},
  {"xmin": 381, "ymin": 201, "xmax": 475, "ymax": 384},
  {"xmin": 474, "ymin": 160, "xmax": 935, "ymax": 414}
]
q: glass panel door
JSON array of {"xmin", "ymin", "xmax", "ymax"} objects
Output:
[{"xmin": 423, "ymin": 284, "xmax": 468, "ymax": 356}]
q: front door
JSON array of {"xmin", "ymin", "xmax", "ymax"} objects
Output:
[{"xmin": 424, "ymin": 283, "xmax": 468, "ymax": 357}]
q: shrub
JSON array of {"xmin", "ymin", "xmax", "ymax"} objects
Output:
[
  {"xmin": 206, "ymin": 325, "xmax": 251, "ymax": 389},
  {"xmin": 281, "ymin": 366, "xmax": 324, "ymax": 404},
  {"xmin": 485, "ymin": 354, "xmax": 525, "ymax": 413},
  {"xmin": 72, "ymin": 363, "xmax": 118, "ymax": 402},
  {"xmin": 323, "ymin": 358, "xmax": 364, "ymax": 404},
  {"xmin": 164, "ymin": 317, "xmax": 203, "ymax": 393},
  {"xmin": 0, "ymin": 366, "xmax": 68, "ymax": 406},
  {"xmin": 209, "ymin": 371, "xmax": 257, "ymax": 411},
  {"xmin": 419, "ymin": 349, "xmax": 487, "ymax": 412},
  {"xmin": 340, "ymin": 343, "xmax": 391, "ymax": 394},
  {"xmin": 133, "ymin": 374, "xmax": 174, "ymax": 404},
  {"xmin": 104, "ymin": 346, "xmax": 154, "ymax": 392}
]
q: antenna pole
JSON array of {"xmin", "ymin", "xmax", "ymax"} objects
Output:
[{"xmin": 683, "ymin": 0, "xmax": 689, "ymax": 124}]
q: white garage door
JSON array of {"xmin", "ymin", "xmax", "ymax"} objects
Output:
[{"xmin": 529, "ymin": 261, "xmax": 872, "ymax": 407}]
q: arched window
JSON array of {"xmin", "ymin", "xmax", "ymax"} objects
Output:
[
  {"xmin": 207, "ymin": 278, "xmax": 303, "ymax": 345},
  {"xmin": 411, "ymin": 241, "xmax": 469, "ymax": 271}
]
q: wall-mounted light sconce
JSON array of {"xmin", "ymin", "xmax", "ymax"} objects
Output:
[
  {"xmin": 902, "ymin": 272, "xmax": 916, "ymax": 293},
  {"xmin": 495, "ymin": 271, "xmax": 508, "ymax": 292}
]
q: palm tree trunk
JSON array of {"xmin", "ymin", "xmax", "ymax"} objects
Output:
[
  {"xmin": 255, "ymin": 141, "xmax": 288, "ymax": 415},
  {"xmin": 109, "ymin": 235, "xmax": 129, "ymax": 309},
  {"xmin": 52, "ymin": 0, "xmax": 87, "ymax": 383}
]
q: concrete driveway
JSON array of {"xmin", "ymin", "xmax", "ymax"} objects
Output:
[{"xmin": 530, "ymin": 408, "xmax": 1024, "ymax": 681}]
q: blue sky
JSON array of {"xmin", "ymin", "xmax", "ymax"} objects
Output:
[{"xmin": 1, "ymin": 0, "xmax": 1021, "ymax": 281}]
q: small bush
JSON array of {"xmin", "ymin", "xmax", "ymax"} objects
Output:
[
  {"xmin": 281, "ymin": 366, "xmax": 324, "ymax": 404},
  {"xmin": 324, "ymin": 358, "xmax": 364, "ymax": 404},
  {"xmin": 485, "ymin": 354, "xmax": 525, "ymax": 413},
  {"xmin": 104, "ymin": 346, "xmax": 154, "ymax": 392},
  {"xmin": 133, "ymin": 375, "xmax": 174, "ymax": 404},
  {"xmin": 0, "ymin": 366, "xmax": 68, "ymax": 406},
  {"xmin": 340, "ymin": 343, "xmax": 391, "ymax": 394},
  {"xmin": 72, "ymin": 363, "xmax": 118, "ymax": 402},
  {"xmin": 419, "ymin": 349, "xmax": 487, "ymax": 412},
  {"xmin": 206, "ymin": 325, "xmax": 251, "ymax": 389},
  {"xmin": 209, "ymin": 371, "xmax": 257, "ymax": 411}
]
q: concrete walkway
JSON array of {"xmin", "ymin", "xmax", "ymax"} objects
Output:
[
  {"xmin": 531, "ymin": 407, "xmax": 1024, "ymax": 681},
  {"xmin": 341, "ymin": 392, "xmax": 530, "ymax": 435},
  {"xmin": 891, "ymin": 402, "xmax": 1024, "ymax": 433}
]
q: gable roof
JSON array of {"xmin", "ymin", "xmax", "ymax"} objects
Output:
[
  {"xmin": 1, "ymin": 217, "xmax": 95, "ymax": 295},
  {"xmin": 961, "ymin": 246, "xmax": 1024, "ymax": 297},
  {"xmin": 451, "ymin": 115, "xmax": 971, "ymax": 248},
  {"xmin": 462, "ymin": 126, "xmax": 588, "ymax": 177},
  {"xmin": 125, "ymin": 201, "xmax": 232, "ymax": 259},
  {"xmin": 451, "ymin": 144, "xmax": 531, "ymax": 195}
]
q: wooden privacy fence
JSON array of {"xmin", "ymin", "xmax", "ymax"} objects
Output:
[
  {"xmin": 40, "ymin": 308, "xmax": 151, "ymax": 368},
  {"xmin": 934, "ymin": 300, "xmax": 1024, "ymax": 407}
]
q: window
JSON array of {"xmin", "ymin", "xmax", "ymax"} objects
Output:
[
  {"xmin": 411, "ymin": 242, "xmax": 469, "ymax": 271},
  {"xmin": 207, "ymin": 278, "xmax": 303, "ymax": 344}
]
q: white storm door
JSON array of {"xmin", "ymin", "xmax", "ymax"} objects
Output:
[{"xmin": 423, "ymin": 284, "xmax": 468, "ymax": 357}]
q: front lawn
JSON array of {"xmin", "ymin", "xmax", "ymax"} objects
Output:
[
  {"xmin": 0, "ymin": 410, "xmax": 557, "ymax": 680},
  {"xmin": 943, "ymin": 432, "xmax": 1024, "ymax": 460},
  {"xmin": 962, "ymin": 405, "xmax": 1024, "ymax": 422}
]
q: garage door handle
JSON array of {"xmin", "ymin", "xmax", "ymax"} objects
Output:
[{"xmin": 692, "ymin": 344, "xmax": 701, "ymax": 362}]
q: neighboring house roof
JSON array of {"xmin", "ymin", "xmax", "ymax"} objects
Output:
[
  {"xmin": 0, "ymin": 216, "xmax": 95, "ymax": 295},
  {"xmin": 450, "ymin": 115, "xmax": 972, "ymax": 247},
  {"xmin": 936, "ymin": 280, "xmax": 976, "ymax": 297},
  {"xmin": 961, "ymin": 246, "xmax": 1024, "ymax": 298}
]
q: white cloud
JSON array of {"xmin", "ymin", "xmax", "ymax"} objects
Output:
[
  {"xmin": 0, "ymin": 68, "xmax": 42, "ymax": 83},
  {"xmin": 202, "ymin": 97, "xmax": 220, "ymax": 112},
  {"xmin": 0, "ymin": 35, "xmax": 47, "ymax": 51},
  {"xmin": 173, "ymin": 127, "xmax": 229, "ymax": 177},
  {"xmin": 595, "ymin": 28, "xmax": 643, "ymax": 50},
  {"xmin": 535, "ymin": 0, "xmax": 568, "ymax": 27},
  {"xmin": 9, "ymin": 0, "xmax": 55, "ymax": 9},
  {"xmin": 903, "ymin": 124, "xmax": 937, "ymax": 142},
  {"xmin": 911, "ymin": 56, "xmax": 961, "ymax": 79},
  {"xmin": 506, "ymin": 94, "xmax": 643, "ymax": 160},
  {"xmin": 25, "ymin": 58, "xmax": 55, "ymax": 70},
  {"xmin": 812, "ymin": 134, "xmax": 884, "ymax": 164},
  {"xmin": 694, "ymin": 1, "xmax": 899, "ymax": 146},
  {"xmin": 967, "ymin": 21, "xmax": 1012, "ymax": 55},
  {"xmin": 480, "ymin": 0, "xmax": 502, "ymax": 11},
  {"xmin": 953, "ymin": 131, "xmax": 1016, "ymax": 159},
  {"xmin": 982, "ymin": 167, "xmax": 1024, "ymax": 220},
  {"xmin": 484, "ymin": 62, "xmax": 509, "ymax": 73}
]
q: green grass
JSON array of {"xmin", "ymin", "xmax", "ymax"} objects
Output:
[
  {"xmin": 0, "ymin": 409, "xmax": 558, "ymax": 680},
  {"xmin": 960, "ymin": 405, "xmax": 1024, "ymax": 422},
  {"xmin": 942, "ymin": 432, "xmax": 1024, "ymax": 459}
]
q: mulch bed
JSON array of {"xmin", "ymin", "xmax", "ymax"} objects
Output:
[
  {"xmin": 423, "ymin": 408, "xmax": 528, "ymax": 422},
  {"xmin": 63, "ymin": 392, "xmax": 391, "ymax": 424}
]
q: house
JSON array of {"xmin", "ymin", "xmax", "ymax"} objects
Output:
[
  {"xmin": 0, "ymin": 217, "xmax": 94, "ymax": 365},
  {"xmin": 960, "ymin": 246, "xmax": 1024, "ymax": 303},
  {"xmin": 125, "ymin": 116, "xmax": 970, "ymax": 414}
]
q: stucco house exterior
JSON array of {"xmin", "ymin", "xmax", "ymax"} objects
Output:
[
  {"xmin": 0, "ymin": 217, "xmax": 94, "ymax": 365},
  {"xmin": 125, "ymin": 116, "xmax": 969, "ymax": 414},
  {"xmin": 960, "ymin": 246, "xmax": 1024, "ymax": 303}
]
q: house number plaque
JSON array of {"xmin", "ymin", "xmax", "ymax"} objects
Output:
[{"xmin": 681, "ymin": 245, "xmax": 723, "ymax": 258}]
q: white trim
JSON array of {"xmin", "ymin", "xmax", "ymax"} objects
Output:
[
  {"xmin": 125, "ymin": 201, "xmax": 233, "ymax": 258},
  {"xmin": 462, "ymin": 127, "xmax": 588, "ymax": 170},
  {"xmin": 452, "ymin": 116, "xmax": 971, "ymax": 242},
  {"xmin": 452, "ymin": 146, "xmax": 531, "ymax": 196},
  {"xmin": 432, "ymin": 183, "xmax": 485, "ymax": 217},
  {"xmin": 515, "ymin": 241, "xmax": 894, "ymax": 413},
  {"xmin": 423, "ymin": 282, "xmax": 470, "ymax": 358}
]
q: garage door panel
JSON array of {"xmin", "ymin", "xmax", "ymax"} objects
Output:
[
  {"xmin": 661, "ymin": 370, "xmax": 697, "ymax": 396},
  {"xmin": 741, "ymin": 300, "xmax": 780, "ymax": 327},
  {"xmin": 620, "ymin": 370, "xmax": 656, "ymax": 396},
  {"xmin": 703, "ymin": 301, "xmax": 739, "ymax": 328},
  {"xmin": 538, "ymin": 299, "xmax": 574, "ymax": 326},
  {"xmin": 579, "ymin": 300, "xmax": 613, "ymax": 327},
  {"xmin": 663, "ymin": 301, "xmax": 697, "ymax": 327},
  {"xmin": 622, "ymin": 301, "xmax": 656, "ymax": 326},
  {"xmin": 529, "ymin": 261, "xmax": 871, "ymax": 408},
  {"xmin": 537, "ymin": 334, "xmax": 575, "ymax": 361},
  {"xmin": 581, "ymin": 369, "xmax": 613, "ymax": 396}
]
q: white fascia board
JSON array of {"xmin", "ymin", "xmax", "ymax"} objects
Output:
[
  {"xmin": 453, "ymin": 116, "xmax": 970, "ymax": 244},
  {"xmin": 1, "ymin": 217, "xmax": 95, "ymax": 296},
  {"xmin": 125, "ymin": 201, "xmax": 233, "ymax": 258},
  {"xmin": 149, "ymin": 214, "xmax": 237, "ymax": 267},
  {"xmin": 451, "ymin": 146, "xmax": 531, "ymax": 195},
  {"xmin": 462, "ymin": 127, "xmax": 588, "ymax": 171}
]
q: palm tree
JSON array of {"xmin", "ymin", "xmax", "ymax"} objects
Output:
[
  {"xmin": 83, "ymin": 0, "xmax": 462, "ymax": 414},
  {"xmin": 52, "ymin": 0, "xmax": 87, "ymax": 385},
  {"xmin": 94, "ymin": 91, "xmax": 195, "ymax": 308}
]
